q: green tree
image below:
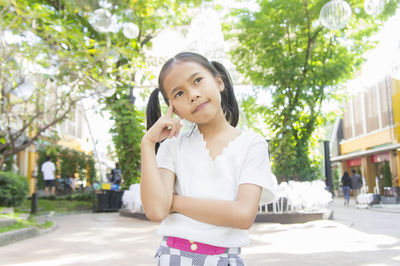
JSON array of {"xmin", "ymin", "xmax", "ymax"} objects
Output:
[
  {"xmin": 106, "ymin": 93, "xmax": 145, "ymax": 188},
  {"xmin": 226, "ymin": 0, "xmax": 399, "ymax": 180},
  {"xmin": 93, "ymin": 0, "xmax": 203, "ymax": 187},
  {"xmin": 0, "ymin": 0, "xmax": 203, "ymax": 187},
  {"xmin": 0, "ymin": 0, "xmax": 108, "ymax": 168}
]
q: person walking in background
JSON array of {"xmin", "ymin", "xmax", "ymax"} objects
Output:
[
  {"xmin": 341, "ymin": 171, "xmax": 351, "ymax": 206},
  {"xmin": 111, "ymin": 163, "xmax": 122, "ymax": 185},
  {"xmin": 41, "ymin": 156, "xmax": 56, "ymax": 197},
  {"xmin": 69, "ymin": 174, "xmax": 76, "ymax": 193},
  {"xmin": 350, "ymin": 169, "xmax": 362, "ymax": 202}
]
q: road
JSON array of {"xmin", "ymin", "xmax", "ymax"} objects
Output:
[{"xmin": 0, "ymin": 198, "xmax": 399, "ymax": 266}]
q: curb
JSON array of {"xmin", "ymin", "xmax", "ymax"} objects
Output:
[
  {"xmin": 369, "ymin": 207, "xmax": 400, "ymax": 214},
  {"xmin": 0, "ymin": 210, "xmax": 94, "ymax": 247},
  {"xmin": 0, "ymin": 220, "xmax": 58, "ymax": 247},
  {"xmin": 254, "ymin": 209, "xmax": 334, "ymax": 224},
  {"xmin": 0, "ymin": 227, "xmax": 37, "ymax": 247},
  {"xmin": 37, "ymin": 221, "xmax": 58, "ymax": 236}
]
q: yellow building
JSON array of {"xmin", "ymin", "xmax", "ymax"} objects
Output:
[
  {"xmin": 14, "ymin": 104, "xmax": 88, "ymax": 195},
  {"xmin": 331, "ymin": 75, "xmax": 400, "ymax": 192}
]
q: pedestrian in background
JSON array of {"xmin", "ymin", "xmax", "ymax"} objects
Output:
[
  {"xmin": 69, "ymin": 174, "xmax": 76, "ymax": 193},
  {"xmin": 111, "ymin": 163, "xmax": 122, "ymax": 185},
  {"xmin": 351, "ymin": 169, "xmax": 362, "ymax": 202},
  {"xmin": 41, "ymin": 156, "xmax": 56, "ymax": 197},
  {"xmin": 341, "ymin": 171, "xmax": 351, "ymax": 206}
]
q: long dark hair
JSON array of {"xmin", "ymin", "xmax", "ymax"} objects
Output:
[
  {"xmin": 343, "ymin": 171, "xmax": 349, "ymax": 178},
  {"xmin": 146, "ymin": 52, "xmax": 239, "ymax": 134}
]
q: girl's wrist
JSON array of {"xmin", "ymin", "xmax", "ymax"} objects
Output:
[
  {"xmin": 171, "ymin": 194, "xmax": 179, "ymax": 213},
  {"xmin": 141, "ymin": 135, "xmax": 156, "ymax": 146}
]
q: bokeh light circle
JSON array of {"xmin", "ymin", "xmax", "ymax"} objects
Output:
[
  {"xmin": 123, "ymin": 22, "xmax": 139, "ymax": 39},
  {"xmin": 89, "ymin": 8, "xmax": 112, "ymax": 33},
  {"xmin": 320, "ymin": 0, "xmax": 352, "ymax": 30},
  {"xmin": 364, "ymin": 0, "xmax": 385, "ymax": 16}
]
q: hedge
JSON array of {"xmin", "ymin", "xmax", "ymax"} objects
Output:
[{"xmin": 0, "ymin": 171, "xmax": 29, "ymax": 207}]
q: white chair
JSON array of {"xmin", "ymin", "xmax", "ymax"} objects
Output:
[
  {"xmin": 275, "ymin": 182, "xmax": 290, "ymax": 213},
  {"xmin": 258, "ymin": 189, "xmax": 270, "ymax": 213},
  {"xmin": 122, "ymin": 184, "xmax": 142, "ymax": 213}
]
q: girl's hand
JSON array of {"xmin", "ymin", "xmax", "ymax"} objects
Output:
[{"xmin": 143, "ymin": 103, "xmax": 182, "ymax": 144}]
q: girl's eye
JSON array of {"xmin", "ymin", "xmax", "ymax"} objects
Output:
[
  {"xmin": 194, "ymin": 77, "xmax": 203, "ymax": 84},
  {"xmin": 175, "ymin": 91, "xmax": 183, "ymax": 98}
]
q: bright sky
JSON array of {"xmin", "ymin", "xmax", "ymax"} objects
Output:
[{"xmin": 347, "ymin": 8, "xmax": 400, "ymax": 92}]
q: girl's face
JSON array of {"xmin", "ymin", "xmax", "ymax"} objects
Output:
[{"xmin": 162, "ymin": 61, "xmax": 225, "ymax": 125}]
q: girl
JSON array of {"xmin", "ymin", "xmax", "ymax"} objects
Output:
[{"xmin": 141, "ymin": 52, "xmax": 277, "ymax": 266}]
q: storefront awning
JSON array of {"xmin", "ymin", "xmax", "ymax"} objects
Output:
[{"xmin": 331, "ymin": 143, "xmax": 400, "ymax": 162}]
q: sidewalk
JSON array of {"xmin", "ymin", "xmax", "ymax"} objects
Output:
[
  {"xmin": 245, "ymin": 198, "xmax": 400, "ymax": 265},
  {"xmin": 331, "ymin": 195, "xmax": 400, "ymax": 216},
  {"xmin": 0, "ymin": 199, "xmax": 399, "ymax": 266},
  {"xmin": 330, "ymin": 197, "xmax": 400, "ymax": 239},
  {"xmin": 370, "ymin": 203, "xmax": 400, "ymax": 213}
]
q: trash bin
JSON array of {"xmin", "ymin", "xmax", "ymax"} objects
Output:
[
  {"xmin": 109, "ymin": 190, "xmax": 123, "ymax": 209},
  {"xmin": 95, "ymin": 190, "xmax": 123, "ymax": 212}
]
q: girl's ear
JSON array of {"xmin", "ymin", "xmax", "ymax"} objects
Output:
[{"xmin": 216, "ymin": 75, "xmax": 225, "ymax": 92}]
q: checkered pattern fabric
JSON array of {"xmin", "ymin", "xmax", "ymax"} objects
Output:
[{"xmin": 154, "ymin": 237, "xmax": 245, "ymax": 266}]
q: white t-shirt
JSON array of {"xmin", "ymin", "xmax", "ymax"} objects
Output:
[
  {"xmin": 156, "ymin": 127, "xmax": 277, "ymax": 247},
  {"xmin": 41, "ymin": 161, "xmax": 56, "ymax": 180}
]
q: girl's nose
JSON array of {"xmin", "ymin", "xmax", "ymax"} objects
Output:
[
  {"xmin": 190, "ymin": 90, "xmax": 201, "ymax": 102},
  {"xmin": 190, "ymin": 95, "xmax": 200, "ymax": 102}
]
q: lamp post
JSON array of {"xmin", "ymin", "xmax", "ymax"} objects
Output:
[
  {"xmin": 324, "ymin": 140, "xmax": 334, "ymax": 197},
  {"xmin": 30, "ymin": 166, "xmax": 38, "ymax": 214}
]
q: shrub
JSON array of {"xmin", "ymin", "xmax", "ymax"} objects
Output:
[
  {"xmin": 66, "ymin": 190, "xmax": 94, "ymax": 201},
  {"xmin": 0, "ymin": 171, "xmax": 29, "ymax": 207},
  {"xmin": 37, "ymin": 146, "xmax": 97, "ymax": 189},
  {"xmin": 382, "ymin": 160, "xmax": 392, "ymax": 187}
]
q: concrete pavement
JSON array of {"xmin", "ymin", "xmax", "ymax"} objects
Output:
[{"xmin": 0, "ymin": 198, "xmax": 399, "ymax": 266}]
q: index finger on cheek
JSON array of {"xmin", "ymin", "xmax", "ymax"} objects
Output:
[{"xmin": 166, "ymin": 101, "xmax": 174, "ymax": 117}]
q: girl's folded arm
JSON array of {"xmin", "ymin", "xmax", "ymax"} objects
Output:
[
  {"xmin": 140, "ymin": 139, "xmax": 175, "ymax": 222},
  {"xmin": 171, "ymin": 183, "xmax": 262, "ymax": 230}
]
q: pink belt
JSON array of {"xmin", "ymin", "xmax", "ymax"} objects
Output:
[{"xmin": 166, "ymin": 236, "xmax": 226, "ymax": 255}]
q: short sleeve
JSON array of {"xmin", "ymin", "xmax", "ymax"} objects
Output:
[
  {"xmin": 156, "ymin": 139, "xmax": 176, "ymax": 173},
  {"xmin": 239, "ymin": 135, "xmax": 277, "ymax": 204},
  {"xmin": 52, "ymin": 163, "xmax": 56, "ymax": 171}
]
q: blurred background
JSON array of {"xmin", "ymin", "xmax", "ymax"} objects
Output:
[{"xmin": 0, "ymin": 0, "xmax": 399, "ymax": 201}]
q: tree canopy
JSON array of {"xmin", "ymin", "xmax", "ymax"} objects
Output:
[
  {"xmin": 0, "ymin": 0, "xmax": 107, "ymax": 167},
  {"xmin": 0, "ymin": 0, "xmax": 202, "ymax": 185},
  {"xmin": 226, "ymin": 0, "xmax": 400, "ymax": 180}
]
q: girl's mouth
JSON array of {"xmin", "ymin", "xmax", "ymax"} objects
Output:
[{"xmin": 193, "ymin": 101, "xmax": 209, "ymax": 113}]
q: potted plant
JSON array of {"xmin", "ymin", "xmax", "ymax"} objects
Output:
[{"xmin": 381, "ymin": 161, "xmax": 399, "ymax": 204}]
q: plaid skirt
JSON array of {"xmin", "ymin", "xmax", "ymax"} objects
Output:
[{"xmin": 154, "ymin": 237, "xmax": 245, "ymax": 266}]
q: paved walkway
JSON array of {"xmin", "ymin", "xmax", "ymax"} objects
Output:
[{"xmin": 0, "ymin": 198, "xmax": 399, "ymax": 266}]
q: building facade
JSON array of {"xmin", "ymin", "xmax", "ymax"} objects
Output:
[
  {"xmin": 14, "ymin": 103, "xmax": 88, "ymax": 194},
  {"xmin": 331, "ymin": 75, "xmax": 400, "ymax": 192}
]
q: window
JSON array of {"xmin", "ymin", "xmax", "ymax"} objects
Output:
[
  {"xmin": 343, "ymin": 102, "xmax": 353, "ymax": 139},
  {"xmin": 379, "ymin": 77, "xmax": 393, "ymax": 128},
  {"xmin": 365, "ymin": 85, "xmax": 379, "ymax": 132}
]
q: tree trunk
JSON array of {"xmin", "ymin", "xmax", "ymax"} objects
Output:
[{"xmin": 0, "ymin": 157, "xmax": 5, "ymax": 170}]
